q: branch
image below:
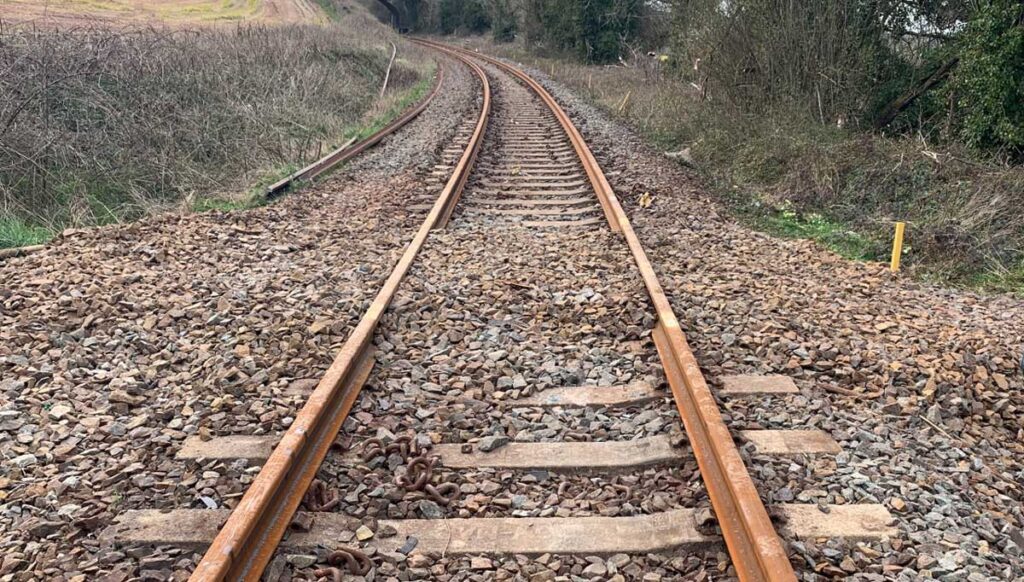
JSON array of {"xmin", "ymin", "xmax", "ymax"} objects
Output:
[{"xmin": 873, "ymin": 57, "xmax": 959, "ymax": 130}]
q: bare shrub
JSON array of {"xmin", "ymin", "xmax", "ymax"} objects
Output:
[{"xmin": 0, "ymin": 19, "xmax": 425, "ymax": 230}]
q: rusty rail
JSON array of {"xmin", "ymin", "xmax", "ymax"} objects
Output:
[
  {"xmin": 188, "ymin": 47, "xmax": 491, "ymax": 582},
  {"xmin": 0, "ymin": 244, "xmax": 45, "ymax": 261},
  {"xmin": 265, "ymin": 59, "xmax": 446, "ymax": 200},
  {"xmin": 438, "ymin": 43, "xmax": 797, "ymax": 582}
]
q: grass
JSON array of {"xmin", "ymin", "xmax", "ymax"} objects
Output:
[
  {"xmin": 753, "ymin": 208, "xmax": 880, "ymax": 262},
  {"xmin": 343, "ymin": 71, "xmax": 435, "ymax": 142},
  {"xmin": 971, "ymin": 262, "xmax": 1024, "ymax": 296},
  {"xmin": 0, "ymin": 216, "xmax": 52, "ymax": 248},
  {"xmin": 231, "ymin": 69, "xmax": 437, "ymax": 202},
  {"xmin": 0, "ymin": 0, "xmax": 320, "ymax": 25},
  {"xmin": 312, "ymin": 0, "xmax": 339, "ymax": 21}
]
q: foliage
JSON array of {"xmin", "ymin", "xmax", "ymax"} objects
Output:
[
  {"xmin": 953, "ymin": 0, "xmax": 1024, "ymax": 156},
  {"xmin": 437, "ymin": 0, "xmax": 490, "ymax": 33},
  {"xmin": 489, "ymin": 0, "xmax": 517, "ymax": 42},
  {"xmin": 520, "ymin": 0, "xmax": 641, "ymax": 63},
  {"xmin": 669, "ymin": 0, "xmax": 903, "ymax": 125}
]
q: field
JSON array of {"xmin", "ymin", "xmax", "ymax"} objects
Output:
[{"xmin": 0, "ymin": 0, "xmax": 328, "ymax": 26}]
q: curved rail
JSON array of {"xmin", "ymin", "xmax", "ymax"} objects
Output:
[
  {"xmin": 188, "ymin": 47, "xmax": 491, "ymax": 582},
  {"xmin": 266, "ymin": 58, "xmax": 446, "ymax": 199},
  {"xmin": 436, "ymin": 42, "xmax": 796, "ymax": 582}
]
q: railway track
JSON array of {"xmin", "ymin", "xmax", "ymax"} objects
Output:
[{"xmin": 107, "ymin": 41, "xmax": 896, "ymax": 581}]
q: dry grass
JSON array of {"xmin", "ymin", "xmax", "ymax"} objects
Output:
[
  {"xmin": 0, "ymin": 14, "xmax": 432, "ymax": 239},
  {"xmin": 0, "ymin": 0, "xmax": 331, "ymax": 26},
  {"xmin": 464, "ymin": 37, "xmax": 1024, "ymax": 293}
]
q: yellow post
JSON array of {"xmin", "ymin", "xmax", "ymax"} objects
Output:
[
  {"xmin": 890, "ymin": 222, "xmax": 905, "ymax": 272},
  {"xmin": 618, "ymin": 90, "xmax": 632, "ymax": 113}
]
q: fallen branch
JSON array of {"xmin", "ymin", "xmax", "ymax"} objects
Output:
[{"xmin": 821, "ymin": 385, "xmax": 882, "ymax": 399}]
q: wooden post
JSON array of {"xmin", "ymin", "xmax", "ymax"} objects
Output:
[
  {"xmin": 618, "ymin": 91, "xmax": 632, "ymax": 113},
  {"xmin": 890, "ymin": 222, "xmax": 905, "ymax": 272}
]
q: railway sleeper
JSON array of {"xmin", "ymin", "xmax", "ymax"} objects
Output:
[{"xmin": 106, "ymin": 504, "xmax": 897, "ymax": 556}]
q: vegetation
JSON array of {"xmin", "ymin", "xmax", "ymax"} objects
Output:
[
  {"xmin": 0, "ymin": 17, "xmax": 430, "ymax": 247},
  {"xmin": 953, "ymin": 1, "xmax": 1024, "ymax": 154},
  {"xmin": 0, "ymin": 216, "xmax": 51, "ymax": 248}
]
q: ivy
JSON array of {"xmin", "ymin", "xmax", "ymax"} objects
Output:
[{"xmin": 954, "ymin": 0, "xmax": 1024, "ymax": 155}]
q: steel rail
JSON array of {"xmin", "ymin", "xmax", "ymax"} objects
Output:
[
  {"xmin": 188, "ymin": 48, "xmax": 491, "ymax": 582},
  {"xmin": 265, "ymin": 58, "xmax": 446, "ymax": 200},
  {"xmin": 415, "ymin": 39, "xmax": 621, "ymax": 234},
  {"xmin": 439, "ymin": 43, "xmax": 797, "ymax": 582}
]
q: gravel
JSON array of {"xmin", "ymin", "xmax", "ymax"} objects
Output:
[
  {"xmin": 0, "ymin": 53, "xmax": 479, "ymax": 581},
  {"xmin": 269, "ymin": 57, "xmax": 721, "ymax": 582}
]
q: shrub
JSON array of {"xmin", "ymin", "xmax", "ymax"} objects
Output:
[
  {"xmin": 0, "ymin": 22, "xmax": 423, "ymax": 233},
  {"xmin": 521, "ymin": 0, "xmax": 641, "ymax": 63},
  {"xmin": 953, "ymin": 0, "xmax": 1024, "ymax": 156}
]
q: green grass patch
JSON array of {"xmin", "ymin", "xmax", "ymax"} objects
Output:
[
  {"xmin": 752, "ymin": 208, "xmax": 881, "ymax": 262},
  {"xmin": 313, "ymin": 0, "xmax": 341, "ymax": 21},
  {"xmin": 0, "ymin": 216, "xmax": 52, "ymax": 248},
  {"xmin": 970, "ymin": 262, "xmax": 1024, "ymax": 296}
]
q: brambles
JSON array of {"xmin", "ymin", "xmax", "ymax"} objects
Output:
[{"xmin": 0, "ymin": 20, "xmax": 427, "ymax": 241}]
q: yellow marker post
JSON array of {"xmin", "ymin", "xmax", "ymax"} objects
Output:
[
  {"xmin": 618, "ymin": 90, "xmax": 632, "ymax": 113},
  {"xmin": 890, "ymin": 222, "xmax": 906, "ymax": 272}
]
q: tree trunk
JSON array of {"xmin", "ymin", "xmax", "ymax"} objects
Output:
[{"xmin": 873, "ymin": 57, "xmax": 959, "ymax": 130}]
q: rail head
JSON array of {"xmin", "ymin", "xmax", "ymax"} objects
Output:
[
  {"xmin": 188, "ymin": 44, "xmax": 491, "ymax": 582},
  {"xmin": 435, "ymin": 42, "xmax": 797, "ymax": 582}
]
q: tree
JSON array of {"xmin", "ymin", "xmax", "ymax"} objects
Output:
[
  {"xmin": 953, "ymin": 0, "xmax": 1024, "ymax": 155},
  {"xmin": 520, "ymin": 0, "xmax": 642, "ymax": 63},
  {"xmin": 490, "ymin": 0, "xmax": 518, "ymax": 42}
]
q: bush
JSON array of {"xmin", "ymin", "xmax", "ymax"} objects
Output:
[
  {"xmin": 490, "ymin": 0, "xmax": 517, "ymax": 42},
  {"xmin": 0, "ymin": 23, "xmax": 422, "ymax": 233},
  {"xmin": 437, "ymin": 0, "xmax": 490, "ymax": 34},
  {"xmin": 953, "ymin": 1, "xmax": 1024, "ymax": 156},
  {"xmin": 670, "ymin": 0, "xmax": 900, "ymax": 125},
  {"xmin": 522, "ymin": 0, "xmax": 641, "ymax": 63}
]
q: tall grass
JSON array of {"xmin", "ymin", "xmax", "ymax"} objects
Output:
[{"xmin": 0, "ymin": 20, "xmax": 427, "ymax": 240}]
